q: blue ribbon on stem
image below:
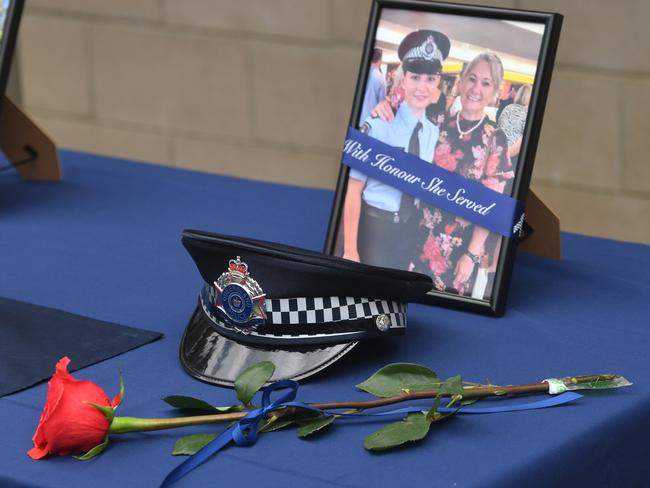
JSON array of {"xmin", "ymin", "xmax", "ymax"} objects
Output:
[{"xmin": 161, "ymin": 380, "xmax": 581, "ymax": 486}]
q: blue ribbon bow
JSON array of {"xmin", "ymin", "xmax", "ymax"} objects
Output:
[
  {"xmin": 161, "ymin": 380, "xmax": 307, "ymax": 487},
  {"xmin": 161, "ymin": 380, "xmax": 581, "ymax": 487}
]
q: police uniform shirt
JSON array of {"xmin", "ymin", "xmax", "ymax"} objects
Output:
[
  {"xmin": 349, "ymin": 103, "xmax": 439, "ymax": 212},
  {"xmin": 360, "ymin": 66, "xmax": 387, "ymax": 124}
]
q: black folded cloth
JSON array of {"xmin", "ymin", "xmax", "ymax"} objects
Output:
[{"xmin": 0, "ymin": 297, "xmax": 162, "ymax": 397}]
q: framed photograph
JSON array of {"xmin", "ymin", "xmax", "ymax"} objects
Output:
[
  {"xmin": 325, "ymin": 0, "xmax": 562, "ymax": 315},
  {"xmin": 0, "ymin": 0, "xmax": 24, "ymax": 114}
]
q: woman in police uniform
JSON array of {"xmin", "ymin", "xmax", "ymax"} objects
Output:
[{"xmin": 342, "ymin": 29, "xmax": 450, "ymax": 270}]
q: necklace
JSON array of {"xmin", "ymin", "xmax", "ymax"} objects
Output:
[{"xmin": 456, "ymin": 112, "xmax": 485, "ymax": 139}]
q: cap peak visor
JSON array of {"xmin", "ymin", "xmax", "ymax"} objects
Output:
[{"xmin": 180, "ymin": 306, "xmax": 357, "ymax": 387}]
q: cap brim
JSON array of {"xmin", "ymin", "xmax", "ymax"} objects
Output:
[
  {"xmin": 180, "ymin": 306, "xmax": 358, "ymax": 387},
  {"xmin": 403, "ymin": 59, "xmax": 442, "ymax": 75}
]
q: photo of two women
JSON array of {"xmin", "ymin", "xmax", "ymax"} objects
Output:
[{"xmin": 337, "ymin": 8, "xmax": 545, "ymax": 302}]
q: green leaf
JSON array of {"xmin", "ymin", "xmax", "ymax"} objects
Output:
[
  {"xmin": 580, "ymin": 375, "xmax": 633, "ymax": 390},
  {"xmin": 172, "ymin": 433, "xmax": 218, "ymax": 456},
  {"xmin": 259, "ymin": 408, "xmax": 322, "ymax": 433},
  {"xmin": 426, "ymin": 396, "xmax": 442, "ymax": 422},
  {"xmin": 162, "ymin": 395, "xmax": 243, "ymax": 413},
  {"xmin": 364, "ymin": 413, "xmax": 431, "ymax": 451},
  {"xmin": 115, "ymin": 371, "xmax": 125, "ymax": 408},
  {"xmin": 259, "ymin": 418, "xmax": 295, "ymax": 433},
  {"xmin": 439, "ymin": 375, "xmax": 464, "ymax": 397},
  {"xmin": 75, "ymin": 436, "xmax": 109, "ymax": 460},
  {"xmin": 356, "ymin": 363, "xmax": 439, "ymax": 398},
  {"xmin": 406, "ymin": 382, "xmax": 443, "ymax": 392},
  {"xmin": 85, "ymin": 402, "xmax": 115, "ymax": 424},
  {"xmin": 297, "ymin": 416, "xmax": 335, "ymax": 438},
  {"xmin": 429, "ymin": 411, "xmax": 455, "ymax": 424},
  {"xmin": 234, "ymin": 361, "xmax": 276, "ymax": 405},
  {"xmin": 423, "ymin": 376, "xmax": 465, "ymax": 423},
  {"xmin": 460, "ymin": 397, "xmax": 479, "ymax": 406}
]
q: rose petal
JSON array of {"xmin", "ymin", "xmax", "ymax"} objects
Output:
[
  {"xmin": 29, "ymin": 357, "xmax": 71, "ymax": 457},
  {"xmin": 27, "ymin": 445, "xmax": 49, "ymax": 460},
  {"xmin": 28, "ymin": 357, "xmax": 112, "ymax": 459}
]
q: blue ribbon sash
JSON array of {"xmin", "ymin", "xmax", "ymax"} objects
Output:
[
  {"xmin": 341, "ymin": 127, "xmax": 525, "ymax": 239},
  {"xmin": 161, "ymin": 380, "xmax": 581, "ymax": 486}
]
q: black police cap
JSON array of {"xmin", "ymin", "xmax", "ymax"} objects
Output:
[
  {"xmin": 179, "ymin": 229, "xmax": 433, "ymax": 386},
  {"xmin": 398, "ymin": 29, "xmax": 451, "ymax": 75}
]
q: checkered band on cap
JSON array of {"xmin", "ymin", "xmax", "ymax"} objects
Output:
[
  {"xmin": 202, "ymin": 281, "xmax": 408, "ymax": 332},
  {"xmin": 265, "ymin": 296, "xmax": 406, "ymax": 328}
]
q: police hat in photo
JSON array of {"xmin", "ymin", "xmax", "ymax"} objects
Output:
[
  {"xmin": 398, "ymin": 29, "xmax": 451, "ymax": 75},
  {"xmin": 180, "ymin": 230, "xmax": 433, "ymax": 387}
]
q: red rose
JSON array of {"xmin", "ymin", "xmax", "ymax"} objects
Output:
[{"xmin": 28, "ymin": 357, "xmax": 122, "ymax": 459}]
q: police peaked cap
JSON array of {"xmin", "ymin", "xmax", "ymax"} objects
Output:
[
  {"xmin": 179, "ymin": 230, "xmax": 433, "ymax": 387},
  {"xmin": 398, "ymin": 29, "xmax": 451, "ymax": 75}
]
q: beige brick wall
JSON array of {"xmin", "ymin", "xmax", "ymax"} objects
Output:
[{"xmin": 13, "ymin": 0, "xmax": 650, "ymax": 244}]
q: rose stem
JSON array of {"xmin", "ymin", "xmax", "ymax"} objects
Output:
[{"xmin": 109, "ymin": 374, "xmax": 612, "ymax": 434}]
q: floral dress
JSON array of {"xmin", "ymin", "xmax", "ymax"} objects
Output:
[
  {"xmin": 425, "ymin": 93, "xmax": 447, "ymax": 127},
  {"xmin": 410, "ymin": 114, "xmax": 514, "ymax": 297}
]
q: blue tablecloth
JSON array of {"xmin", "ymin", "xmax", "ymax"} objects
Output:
[{"xmin": 1, "ymin": 151, "xmax": 649, "ymax": 487}]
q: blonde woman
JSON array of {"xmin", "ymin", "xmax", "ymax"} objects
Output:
[{"xmin": 370, "ymin": 52, "xmax": 514, "ymax": 298}]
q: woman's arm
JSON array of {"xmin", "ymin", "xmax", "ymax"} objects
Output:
[
  {"xmin": 454, "ymin": 223, "xmax": 490, "ymax": 286},
  {"xmin": 342, "ymin": 178, "xmax": 365, "ymax": 262},
  {"xmin": 508, "ymin": 136, "xmax": 522, "ymax": 158},
  {"xmin": 456, "ymin": 125, "xmax": 509, "ymax": 282},
  {"xmin": 371, "ymin": 97, "xmax": 395, "ymax": 123}
]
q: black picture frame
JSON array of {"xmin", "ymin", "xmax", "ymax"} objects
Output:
[
  {"xmin": 325, "ymin": 0, "xmax": 562, "ymax": 316},
  {"xmin": 0, "ymin": 0, "xmax": 24, "ymax": 116}
]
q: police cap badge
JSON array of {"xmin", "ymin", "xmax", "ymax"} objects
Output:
[
  {"xmin": 179, "ymin": 230, "xmax": 433, "ymax": 387},
  {"xmin": 398, "ymin": 29, "xmax": 451, "ymax": 75}
]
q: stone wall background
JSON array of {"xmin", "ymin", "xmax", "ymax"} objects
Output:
[{"xmin": 12, "ymin": 0, "xmax": 650, "ymax": 244}]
